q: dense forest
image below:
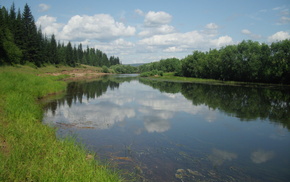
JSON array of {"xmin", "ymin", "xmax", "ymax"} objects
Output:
[
  {"xmin": 139, "ymin": 40, "xmax": 290, "ymax": 84},
  {"xmin": 0, "ymin": 3, "xmax": 120, "ymax": 67}
]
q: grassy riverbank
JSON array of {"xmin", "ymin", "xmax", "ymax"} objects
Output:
[
  {"xmin": 148, "ymin": 72, "xmax": 290, "ymax": 87},
  {"xmin": 0, "ymin": 66, "xmax": 122, "ymax": 181}
]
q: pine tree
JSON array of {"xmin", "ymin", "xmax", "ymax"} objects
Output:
[
  {"xmin": 22, "ymin": 3, "xmax": 40, "ymax": 66},
  {"xmin": 50, "ymin": 34, "xmax": 58, "ymax": 64},
  {"xmin": 65, "ymin": 41, "xmax": 75, "ymax": 67}
]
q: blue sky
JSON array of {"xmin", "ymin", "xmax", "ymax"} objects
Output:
[{"xmin": 2, "ymin": 0, "xmax": 290, "ymax": 64}]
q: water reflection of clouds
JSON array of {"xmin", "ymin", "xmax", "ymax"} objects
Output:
[
  {"xmin": 208, "ymin": 148, "xmax": 238, "ymax": 166},
  {"xmin": 44, "ymin": 81, "xmax": 218, "ymax": 132},
  {"xmin": 250, "ymin": 149, "xmax": 274, "ymax": 164},
  {"xmin": 138, "ymin": 92, "xmax": 204, "ymax": 115},
  {"xmin": 139, "ymin": 107, "xmax": 173, "ymax": 133},
  {"xmin": 43, "ymin": 101, "xmax": 135, "ymax": 129},
  {"xmin": 99, "ymin": 83, "xmax": 217, "ymax": 133}
]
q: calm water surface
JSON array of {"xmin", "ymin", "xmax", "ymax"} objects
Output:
[{"xmin": 43, "ymin": 75, "xmax": 290, "ymax": 182}]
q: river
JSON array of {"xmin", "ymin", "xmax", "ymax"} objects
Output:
[{"xmin": 43, "ymin": 74, "xmax": 290, "ymax": 182}]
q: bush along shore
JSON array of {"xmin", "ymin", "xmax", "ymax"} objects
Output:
[{"xmin": 0, "ymin": 67, "xmax": 122, "ymax": 181}]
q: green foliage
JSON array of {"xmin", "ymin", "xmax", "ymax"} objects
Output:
[
  {"xmin": 0, "ymin": 71, "xmax": 122, "ymax": 181},
  {"xmin": 102, "ymin": 65, "xmax": 109, "ymax": 73},
  {"xmin": 180, "ymin": 40, "xmax": 290, "ymax": 84},
  {"xmin": 139, "ymin": 58, "xmax": 181, "ymax": 73},
  {"xmin": 139, "ymin": 40, "xmax": 290, "ymax": 84},
  {"xmin": 110, "ymin": 64, "xmax": 138, "ymax": 74},
  {"xmin": 0, "ymin": 28, "xmax": 22, "ymax": 65},
  {"xmin": 140, "ymin": 70, "xmax": 163, "ymax": 77}
]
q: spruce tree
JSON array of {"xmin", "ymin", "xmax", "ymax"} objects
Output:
[{"xmin": 22, "ymin": 3, "xmax": 40, "ymax": 66}]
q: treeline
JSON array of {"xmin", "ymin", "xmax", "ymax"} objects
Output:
[
  {"xmin": 140, "ymin": 40, "xmax": 290, "ymax": 84},
  {"xmin": 139, "ymin": 58, "xmax": 181, "ymax": 73},
  {"xmin": 0, "ymin": 3, "xmax": 120, "ymax": 67},
  {"xmin": 182, "ymin": 40, "xmax": 290, "ymax": 84},
  {"xmin": 110, "ymin": 64, "xmax": 138, "ymax": 74}
]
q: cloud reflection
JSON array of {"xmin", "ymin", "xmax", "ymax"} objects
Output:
[
  {"xmin": 250, "ymin": 149, "xmax": 274, "ymax": 164},
  {"xmin": 44, "ymin": 101, "xmax": 135, "ymax": 129},
  {"xmin": 208, "ymin": 148, "xmax": 238, "ymax": 166},
  {"xmin": 44, "ymin": 80, "xmax": 218, "ymax": 132}
]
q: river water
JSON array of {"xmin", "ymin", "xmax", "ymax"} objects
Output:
[{"xmin": 43, "ymin": 75, "xmax": 290, "ymax": 182}]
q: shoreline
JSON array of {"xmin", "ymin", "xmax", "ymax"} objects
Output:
[
  {"xmin": 0, "ymin": 66, "xmax": 123, "ymax": 181},
  {"xmin": 143, "ymin": 72, "xmax": 290, "ymax": 89}
]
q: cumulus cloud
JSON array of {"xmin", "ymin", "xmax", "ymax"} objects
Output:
[
  {"xmin": 202, "ymin": 23, "xmax": 219, "ymax": 37},
  {"xmin": 36, "ymin": 9, "xmax": 235, "ymax": 63},
  {"xmin": 163, "ymin": 46, "xmax": 184, "ymax": 53},
  {"xmin": 60, "ymin": 14, "xmax": 135, "ymax": 41},
  {"xmin": 38, "ymin": 3, "xmax": 50, "ymax": 12},
  {"xmin": 251, "ymin": 149, "xmax": 274, "ymax": 164},
  {"xmin": 144, "ymin": 11, "xmax": 172, "ymax": 27},
  {"xmin": 210, "ymin": 36, "xmax": 233, "ymax": 47},
  {"xmin": 138, "ymin": 31, "xmax": 233, "ymax": 52},
  {"xmin": 37, "ymin": 14, "xmax": 135, "ymax": 42},
  {"xmin": 36, "ymin": 15, "xmax": 63, "ymax": 35},
  {"xmin": 139, "ymin": 24, "xmax": 175, "ymax": 37},
  {"xmin": 138, "ymin": 11, "xmax": 175, "ymax": 37},
  {"xmin": 88, "ymin": 38, "xmax": 136, "ymax": 56},
  {"xmin": 268, "ymin": 31, "xmax": 290, "ymax": 42}
]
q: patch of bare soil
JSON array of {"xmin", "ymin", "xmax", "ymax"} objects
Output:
[
  {"xmin": 44, "ymin": 69, "xmax": 111, "ymax": 81},
  {"xmin": 0, "ymin": 137, "xmax": 10, "ymax": 156}
]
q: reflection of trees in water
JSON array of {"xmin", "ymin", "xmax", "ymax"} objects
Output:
[
  {"xmin": 44, "ymin": 76, "xmax": 137, "ymax": 115},
  {"xmin": 139, "ymin": 79, "xmax": 290, "ymax": 130}
]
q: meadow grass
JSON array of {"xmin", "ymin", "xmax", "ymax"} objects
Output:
[{"xmin": 0, "ymin": 67, "xmax": 122, "ymax": 181}]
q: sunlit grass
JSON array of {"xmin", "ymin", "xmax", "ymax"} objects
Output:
[{"xmin": 0, "ymin": 67, "xmax": 122, "ymax": 181}]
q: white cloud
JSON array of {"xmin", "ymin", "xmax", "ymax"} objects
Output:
[
  {"xmin": 38, "ymin": 3, "xmax": 50, "ymax": 12},
  {"xmin": 251, "ymin": 149, "xmax": 274, "ymax": 164},
  {"xmin": 138, "ymin": 24, "xmax": 175, "ymax": 37},
  {"xmin": 202, "ymin": 23, "xmax": 219, "ymax": 37},
  {"xmin": 36, "ymin": 10, "xmax": 235, "ymax": 64},
  {"xmin": 144, "ymin": 11, "xmax": 172, "ymax": 27},
  {"xmin": 205, "ymin": 23, "xmax": 219, "ymax": 30},
  {"xmin": 138, "ymin": 31, "xmax": 233, "ymax": 51},
  {"xmin": 241, "ymin": 29, "xmax": 262, "ymax": 39},
  {"xmin": 89, "ymin": 38, "xmax": 136, "ymax": 56},
  {"xmin": 163, "ymin": 46, "xmax": 184, "ymax": 53},
  {"xmin": 268, "ymin": 31, "xmax": 290, "ymax": 42},
  {"xmin": 36, "ymin": 15, "xmax": 63, "ymax": 35},
  {"xmin": 60, "ymin": 14, "xmax": 136, "ymax": 41},
  {"xmin": 135, "ymin": 9, "xmax": 144, "ymax": 16},
  {"xmin": 241, "ymin": 29, "xmax": 251, "ymax": 35},
  {"xmin": 137, "ymin": 11, "xmax": 175, "ymax": 38},
  {"xmin": 279, "ymin": 16, "xmax": 290, "ymax": 24},
  {"xmin": 37, "ymin": 14, "xmax": 135, "ymax": 42}
]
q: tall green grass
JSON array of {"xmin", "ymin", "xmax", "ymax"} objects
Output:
[{"xmin": 0, "ymin": 70, "xmax": 122, "ymax": 181}]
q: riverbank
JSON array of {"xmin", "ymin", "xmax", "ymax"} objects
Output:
[
  {"xmin": 0, "ymin": 65, "xmax": 122, "ymax": 181},
  {"xmin": 146, "ymin": 72, "xmax": 290, "ymax": 88}
]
